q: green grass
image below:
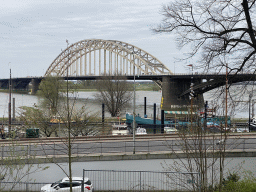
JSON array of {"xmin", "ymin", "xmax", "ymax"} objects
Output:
[{"xmin": 232, "ymin": 118, "xmax": 248, "ymax": 122}]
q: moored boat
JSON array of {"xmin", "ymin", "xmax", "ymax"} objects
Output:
[
  {"xmin": 136, "ymin": 127, "xmax": 147, "ymax": 135},
  {"xmin": 112, "ymin": 123, "xmax": 129, "ymax": 135},
  {"xmin": 125, "ymin": 113, "xmax": 172, "ymax": 128},
  {"xmin": 164, "ymin": 126, "xmax": 178, "ymax": 134}
]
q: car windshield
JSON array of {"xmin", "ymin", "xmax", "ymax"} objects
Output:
[
  {"xmin": 51, "ymin": 179, "xmax": 62, "ymax": 187},
  {"xmin": 85, "ymin": 180, "xmax": 91, "ymax": 185}
]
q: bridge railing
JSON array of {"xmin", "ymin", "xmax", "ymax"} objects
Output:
[{"xmin": 170, "ymin": 72, "xmax": 254, "ymax": 76}]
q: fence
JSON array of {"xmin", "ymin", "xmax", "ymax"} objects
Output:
[
  {"xmin": 0, "ymin": 170, "xmax": 200, "ymax": 192},
  {"xmin": 83, "ymin": 169, "xmax": 201, "ymax": 192},
  {"xmin": 1, "ymin": 137, "xmax": 256, "ymax": 158}
]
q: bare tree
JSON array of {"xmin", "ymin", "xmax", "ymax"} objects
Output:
[
  {"xmin": 95, "ymin": 74, "xmax": 133, "ymax": 117},
  {"xmin": 70, "ymin": 106, "xmax": 100, "ymax": 136},
  {"xmin": 154, "ymin": 0, "xmax": 256, "ymax": 75},
  {"xmin": 154, "ymin": 1, "xmax": 256, "ymax": 190}
]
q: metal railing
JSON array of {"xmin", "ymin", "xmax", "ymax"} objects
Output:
[{"xmin": 0, "ymin": 169, "xmax": 201, "ymax": 192}]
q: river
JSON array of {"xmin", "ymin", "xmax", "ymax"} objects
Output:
[{"xmin": 0, "ymin": 86, "xmax": 253, "ymax": 119}]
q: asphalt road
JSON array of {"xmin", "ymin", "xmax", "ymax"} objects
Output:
[{"xmin": 0, "ymin": 134, "xmax": 255, "ymax": 158}]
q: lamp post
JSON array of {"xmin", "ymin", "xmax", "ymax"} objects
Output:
[{"xmin": 132, "ymin": 53, "xmax": 136, "ymax": 154}]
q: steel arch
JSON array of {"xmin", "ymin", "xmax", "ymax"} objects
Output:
[{"xmin": 44, "ymin": 39, "xmax": 172, "ymax": 77}]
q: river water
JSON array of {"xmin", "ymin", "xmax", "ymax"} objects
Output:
[
  {"xmin": 0, "ymin": 91, "xmax": 164, "ymax": 119},
  {"xmin": 0, "ymin": 86, "xmax": 253, "ymax": 119}
]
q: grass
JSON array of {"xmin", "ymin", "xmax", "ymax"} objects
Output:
[
  {"xmin": 232, "ymin": 118, "xmax": 248, "ymax": 122},
  {"xmin": 0, "ymin": 82, "xmax": 161, "ymax": 94}
]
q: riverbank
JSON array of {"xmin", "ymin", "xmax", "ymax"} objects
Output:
[{"xmin": 0, "ymin": 81, "xmax": 161, "ymax": 94}]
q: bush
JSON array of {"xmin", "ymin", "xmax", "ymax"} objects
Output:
[{"xmin": 220, "ymin": 171, "xmax": 256, "ymax": 192}]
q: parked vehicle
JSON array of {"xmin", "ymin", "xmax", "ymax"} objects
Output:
[
  {"xmin": 41, "ymin": 177, "xmax": 93, "ymax": 192},
  {"xmin": 164, "ymin": 127, "xmax": 178, "ymax": 134}
]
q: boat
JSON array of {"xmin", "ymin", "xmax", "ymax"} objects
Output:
[
  {"xmin": 112, "ymin": 123, "xmax": 129, "ymax": 135},
  {"xmin": 125, "ymin": 113, "xmax": 172, "ymax": 128},
  {"xmin": 164, "ymin": 126, "xmax": 178, "ymax": 134},
  {"xmin": 249, "ymin": 116, "xmax": 256, "ymax": 131},
  {"xmin": 136, "ymin": 127, "xmax": 147, "ymax": 135}
]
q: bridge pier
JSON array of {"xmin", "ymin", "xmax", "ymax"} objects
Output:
[
  {"xmin": 162, "ymin": 76, "xmax": 204, "ymax": 112},
  {"xmin": 31, "ymin": 78, "xmax": 41, "ymax": 95}
]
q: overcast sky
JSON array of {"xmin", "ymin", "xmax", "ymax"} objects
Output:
[{"xmin": 0, "ymin": 0, "xmax": 191, "ymax": 79}]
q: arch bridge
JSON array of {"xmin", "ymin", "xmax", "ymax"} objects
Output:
[
  {"xmin": 2, "ymin": 39, "xmax": 256, "ymax": 112},
  {"xmin": 43, "ymin": 38, "xmax": 204, "ymax": 111},
  {"xmin": 45, "ymin": 39, "xmax": 172, "ymax": 78}
]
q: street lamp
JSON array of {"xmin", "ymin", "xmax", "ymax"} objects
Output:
[{"xmin": 132, "ymin": 53, "xmax": 136, "ymax": 154}]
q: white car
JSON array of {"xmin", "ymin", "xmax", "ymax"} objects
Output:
[{"xmin": 41, "ymin": 177, "xmax": 93, "ymax": 192}]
